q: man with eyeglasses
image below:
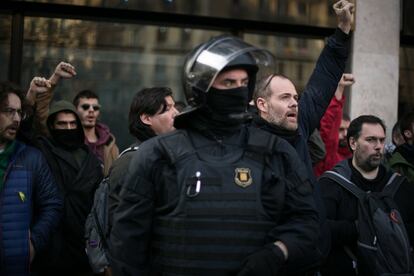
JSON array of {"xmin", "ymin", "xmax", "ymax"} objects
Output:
[
  {"xmin": 21, "ymin": 76, "xmax": 103, "ymax": 275},
  {"xmin": 0, "ymin": 81, "xmax": 62, "ymax": 276},
  {"xmin": 73, "ymin": 90, "xmax": 119, "ymax": 176}
]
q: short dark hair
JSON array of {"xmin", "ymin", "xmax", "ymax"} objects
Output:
[
  {"xmin": 399, "ymin": 111, "xmax": 414, "ymax": 141},
  {"xmin": 0, "ymin": 81, "xmax": 25, "ymax": 108},
  {"xmin": 129, "ymin": 87, "xmax": 173, "ymax": 141},
  {"xmin": 73, "ymin": 89, "xmax": 99, "ymax": 107},
  {"xmin": 347, "ymin": 115, "xmax": 386, "ymax": 152}
]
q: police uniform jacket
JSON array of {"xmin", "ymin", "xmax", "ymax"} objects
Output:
[{"xmin": 110, "ymin": 122, "xmax": 319, "ymax": 275}]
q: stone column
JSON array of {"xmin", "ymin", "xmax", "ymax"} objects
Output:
[{"xmin": 349, "ymin": 0, "xmax": 400, "ymax": 140}]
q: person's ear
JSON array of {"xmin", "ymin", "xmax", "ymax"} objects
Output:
[
  {"xmin": 349, "ymin": 137, "xmax": 357, "ymax": 151},
  {"xmin": 403, "ymin": 129, "xmax": 413, "ymax": 140},
  {"xmin": 140, "ymin": 113, "xmax": 152, "ymax": 126},
  {"xmin": 255, "ymin": 97, "xmax": 268, "ymax": 114}
]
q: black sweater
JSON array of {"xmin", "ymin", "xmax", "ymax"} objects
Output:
[{"xmin": 319, "ymin": 159, "xmax": 414, "ymax": 276}]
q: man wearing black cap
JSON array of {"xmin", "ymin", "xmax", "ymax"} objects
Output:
[{"xmin": 109, "ymin": 35, "xmax": 319, "ymax": 275}]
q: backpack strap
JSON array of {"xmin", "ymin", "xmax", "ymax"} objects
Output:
[
  {"xmin": 382, "ymin": 172, "xmax": 404, "ymax": 198},
  {"xmin": 322, "ymin": 170, "xmax": 366, "ymax": 200}
]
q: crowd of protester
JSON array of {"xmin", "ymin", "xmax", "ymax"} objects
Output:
[{"xmin": 1, "ymin": 0, "xmax": 414, "ymax": 275}]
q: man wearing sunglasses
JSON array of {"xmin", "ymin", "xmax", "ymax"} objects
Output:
[
  {"xmin": 73, "ymin": 90, "xmax": 119, "ymax": 176},
  {"xmin": 29, "ymin": 61, "xmax": 119, "ymax": 176}
]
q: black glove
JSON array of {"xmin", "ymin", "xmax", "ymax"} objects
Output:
[{"xmin": 238, "ymin": 244, "xmax": 286, "ymax": 276}]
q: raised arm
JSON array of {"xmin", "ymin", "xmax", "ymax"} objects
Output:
[
  {"xmin": 315, "ymin": 73, "xmax": 354, "ymax": 176},
  {"xmin": 298, "ymin": 0, "xmax": 354, "ymax": 138},
  {"xmin": 38, "ymin": 62, "xmax": 76, "ymax": 119},
  {"xmin": 334, "ymin": 0, "xmax": 355, "ymax": 35}
]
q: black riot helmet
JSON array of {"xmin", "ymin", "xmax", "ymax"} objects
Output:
[{"xmin": 182, "ymin": 35, "xmax": 274, "ymax": 108}]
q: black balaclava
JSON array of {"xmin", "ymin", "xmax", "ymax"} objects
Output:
[
  {"xmin": 46, "ymin": 101, "xmax": 85, "ymax": 151},
  {"xmin": 206, "ymin": 86, "xmax": 249, "ymax": 119},
  {"xmin": 49, "ymin": 127, "xmax": 84, "ymax": 151}
]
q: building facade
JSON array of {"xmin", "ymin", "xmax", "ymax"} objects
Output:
[{"xmin": 1, "ymin": 0, "xmax": 413, "ymax": 148}]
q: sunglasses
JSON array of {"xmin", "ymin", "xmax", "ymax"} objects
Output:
[{"xmin": 80, "ymin": 104, "xmax": 101, "ymax": 111}]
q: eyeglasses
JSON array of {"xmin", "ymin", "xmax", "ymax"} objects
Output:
[
  {"xmin": 80, "ymin": 104, "xmax": 101, "ymax": 111},
  {"xmin": 0, "ymin": 107, "xmax": 27, "ymax": 120}
]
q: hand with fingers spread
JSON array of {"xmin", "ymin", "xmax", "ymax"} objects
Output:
[
  {"xmin": 49, "ymin": 61, "xmax": 76, "ymax": 86},
  {"xmin": 26, "ymin": 76, "xmax": 52, "ymax": 105},
  {"xmin": 333, "ymin": 0, "xmax": 355, "ymax": 34}
]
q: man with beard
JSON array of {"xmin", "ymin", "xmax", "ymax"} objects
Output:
[
  {"xmin": 0, "ymin": 82, "xmax": 62, "ymax": 276},
  {"xmin": 388, "ymin": 111, "xmax": 414, "ymax": 183},
  {"xmin": 110, "ymin": 35, "xmax": 318, "ymax": 276},
  {"xmin": 21, "ymin": 77, "xmax": 103, "ymax": 275},
  {"xmin": 318, "ymin": 115, "xmax": 414, "ymax": 276},
  {"xmin": 252, "ymin": 1, "xmax": 353, "ymax": 272},
  {"xmin": 314, "ymin": 73, "xmax": 354, "ymax": 177}
]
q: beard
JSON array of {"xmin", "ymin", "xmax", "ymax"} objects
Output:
[
  {"xmin": 355, "ymin": 152, "xmax": 383, "ymax": 172},
  {"xmin": 338, "ymin": 138, "xmax": 348, "ymax": 148},
  {"xmin": 0, "ymin": 123, "xmax": 19, "ymax": 144},
  {"xmin": 266, "ymin": 106, "xmax": 298, "ymax": 131}
]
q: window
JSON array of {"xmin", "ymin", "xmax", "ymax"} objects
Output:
[
  {"xmin": 19, "ymin": 0, "xmax": 338, "ymax": 27},
  {"xmin": 22, "ymin": 17, "xmax": 223, "ymax": 148},
  {"xmin": 244, "ymin": 33, "xmax": 324, "ymax": 91},
  {"xmin": 0, "ymin": 15, "xmax": 11, "ymax": 80},
  {"xmin": 399, "ymin": 47, "xmax": 414, "ymax": 117}
]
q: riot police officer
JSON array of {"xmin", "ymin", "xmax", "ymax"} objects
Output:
[{"xmin": 109, "ymin": 35, "xmax": 319, "ymax": 276}]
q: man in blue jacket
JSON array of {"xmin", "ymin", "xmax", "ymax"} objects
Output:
[{"xmin": 0, "ymin": 81, "xmax": 62, "ymax": 276}]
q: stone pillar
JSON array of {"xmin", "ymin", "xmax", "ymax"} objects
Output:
[{"xmin": 349, "ymin": 0, "xmax": 400, "ymax": 140}]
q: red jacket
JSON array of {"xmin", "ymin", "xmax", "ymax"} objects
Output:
[{"xmin": 314, "ymin": 96, "xmax": 351, "ymax": 177}]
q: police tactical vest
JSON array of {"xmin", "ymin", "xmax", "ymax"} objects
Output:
[{"xmin": 152, "ymin": 128, "xmax": 280, "ymax": 275}]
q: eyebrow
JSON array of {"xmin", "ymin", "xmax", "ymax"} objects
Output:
[{"xmin": 56, "ymin": 120, "xmax": 77, "ymax": 124}]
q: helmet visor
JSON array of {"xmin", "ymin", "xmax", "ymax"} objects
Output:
[{"xmin": 185, "ymin": 36, "xmax": 275, "ymax": 94}]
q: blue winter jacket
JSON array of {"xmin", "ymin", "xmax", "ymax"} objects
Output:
[{"xmin": 0, "ymin": 141, "xmax": 62, "ymax": 276}]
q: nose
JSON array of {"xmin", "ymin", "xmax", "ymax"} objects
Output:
[
  {"xmin": 172, "ymin": 106, "xmax": 179, "ymax": 117},
  {"xmin": 12, "ymin": 112, "xmax": 21, "ymax": 121},
  {"xmin": 290, "ymin": 98, "xmax": 298, "ymax": 108}
]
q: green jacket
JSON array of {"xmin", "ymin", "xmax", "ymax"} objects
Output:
[{"xmin": 388, "ymin": 152, "xmax": 414, "ymax": 184}]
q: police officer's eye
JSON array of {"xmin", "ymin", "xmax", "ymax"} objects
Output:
[{"xmin": 224, "ymin": 80, "xmax": 233, "ymax": 87}]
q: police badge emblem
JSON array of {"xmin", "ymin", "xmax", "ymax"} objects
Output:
[{"xmin": 234, "ymin": 168, "xmax": 252, "ymax": 188}]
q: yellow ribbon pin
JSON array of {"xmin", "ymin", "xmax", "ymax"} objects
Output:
[{"xmin": 18, "ymin": 191, "xmax": 26, "ymax": 202}]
